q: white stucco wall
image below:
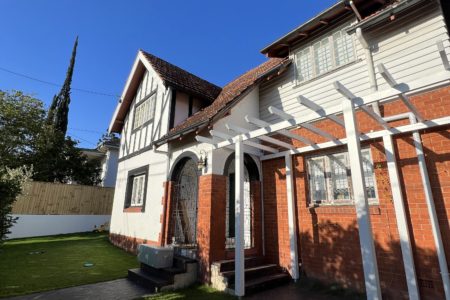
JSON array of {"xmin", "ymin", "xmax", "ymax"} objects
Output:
[
  {"xmin": 109, "ymin": 149, "xmax": 168, "ymax": 243},
  {"xmin": 101, "ymin": 149, "xmax": 119, "ymax": 187},
  {"xmin": 7, "ymin": 215, "xmax": 111, "ymax": 239}
]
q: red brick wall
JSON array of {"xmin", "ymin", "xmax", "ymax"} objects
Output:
[
  {"xmin": 262, "ymin": 85, "xmax": 450, "ymax": 299},
  {"xmin": 197, "ymin": 174, "xmax": 227, "ymax": 281}
]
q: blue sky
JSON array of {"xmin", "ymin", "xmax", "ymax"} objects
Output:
[{"xmin": 0, "ymin": 0, "xmax": 337, "ymax": 148}]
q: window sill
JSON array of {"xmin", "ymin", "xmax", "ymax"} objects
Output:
[
  {"xmin": 292, "ymin": 58, "xmax": 362, "ymax": 90},
  {"xmin": 123, "ymin": 206, "xmax": 144, "ymax": 213},
  {"xmin": 308, "ymin": 203, "xmax": 381, "ymax": 215}
]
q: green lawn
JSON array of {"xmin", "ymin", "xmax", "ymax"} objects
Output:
[
  {"xmin": 143, "ymin": 285, "xmax": 236, "ymax": 300},
  {"xmin": 0, "ymin": 232, "xmax": 139, "ymax": 298}
]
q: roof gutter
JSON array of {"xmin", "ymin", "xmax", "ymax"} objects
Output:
[{"xmin": 347, "ymin": 0, "xmax": 428, "ymax": 33}]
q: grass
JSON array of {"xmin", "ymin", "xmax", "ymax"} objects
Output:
[
  {"xmin": 0, "ymin": 232, "xmax": 139, "ymax": 298},
  {"xmin": 142, "ymin": 285, "xmax": 236, "ymax": 300}
]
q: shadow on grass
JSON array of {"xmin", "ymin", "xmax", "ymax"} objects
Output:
[{"xmin": 142, "ymin": 285, "xmax": 236, "ymax": 300}]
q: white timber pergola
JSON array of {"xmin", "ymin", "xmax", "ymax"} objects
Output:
[{"xmin": 196, "ymin": 41, "xmax": 450, "ymax": 300}]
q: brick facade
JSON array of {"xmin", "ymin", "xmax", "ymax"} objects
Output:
[{"xmin": 262, "ymin": 85, "xmax": 450, "ymax": 299}]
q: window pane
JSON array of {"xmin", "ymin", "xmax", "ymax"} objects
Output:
[
  {"xmin": 314, "ymin": 37, "xmax": 332, "ymax": 75},
  {"xmin": 333, "ymin": 30, "xmax": 355, "ymax": 67},
  {"xmin": 308, "ymin": 158, "xmax": 327, "ymax": 203},
  {"xmin": 296, "ymin": 48, "xmax": 313, "ymax": 82},
  {"xmin": 149, "ymin": 94, "xmax": 156, "ymax": 120},
  {"xmin": 362, "ymin": 150, "xmax": 376, "ymax": 199},
  {"xmin": 131, "ymin": 176, "xmax": 139, "ymax": 205},
  {"xmin": 330, "ymin": 153, "xmax": 350, "ymax": 200}
]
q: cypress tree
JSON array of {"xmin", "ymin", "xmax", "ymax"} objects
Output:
[{"xmin": 49, "ymin": 36, "xmax": 78, "ymax": 135}]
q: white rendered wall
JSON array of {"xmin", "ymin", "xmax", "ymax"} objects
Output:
[
  {"xmin": 174, "ymin": 92, "xmax": 190, "ymax": 128},
  {"xmin": 109, "ymin": 149, "xmax": 168, "ymax": 243},
  {"xmin": 101, "ymin": 149, "xmax": 119, "ymax": 187},
  {"xmin": 7, "ymin": 215, "xmax": 111, "ymax": 239}
]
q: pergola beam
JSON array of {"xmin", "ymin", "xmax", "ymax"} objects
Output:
[
  {"xmin": 260, "ymin": 115, "xmax": 450, "ymax": 160},
  {"xmin": 268, "ymin": 106, "xmax": 338, "ymax": 142},
  {"xmin": 298, "ymin": 96, "xmax": 345, "ymax": 127},
  {"xmin": 437, "ymin": 40, "xmax": 450, "ymax": 71},
  {"xmin": 212, "ymin": 70, "xmax": 449, "ymax": 150},
  {"xmin": 244, "ymin": 115, "xmax": 315, "ymax": 146},
  {"xmin": 210, "ymin": 130, "xmax": 264, "ymax": 156},
  {"xmin": 377, "ymin": 63, "xmax": 424, "ymax": 122},
  {"xmin": 225, "ymin": 124, "xmax": 279, "ymax": 153}
]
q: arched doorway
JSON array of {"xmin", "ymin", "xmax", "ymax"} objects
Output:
[
  {"xmin": 224, "ymin": 154, "xmax": 260, "ymax": 249},
  {"xmin": 170, "ymin": 157, "xmax": 199, "ymax": 246}
]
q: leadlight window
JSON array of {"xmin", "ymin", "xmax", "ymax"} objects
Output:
[
  {"xmin": 133, "ymin": 92, "xmax": 157, "ymax": 129},
  {"xmin": 130, "ymin": 174, "xmax": 146, "ymax": 206},
  {"xmin": 295, "ymin": 27, "xmax": 355, "ymax": 83},
  {"xmin": 307, "ymin": 149, "xmax": 377, "ymax": 205}
]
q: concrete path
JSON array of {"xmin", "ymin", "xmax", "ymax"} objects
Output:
[{"xmin": 5, "ymin": 279, "xmax": 153, "ymax": 300}]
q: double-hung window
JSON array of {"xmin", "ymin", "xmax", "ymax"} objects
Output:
[
  {"xmin": 307, "ymin": 149, "xmax": 377, "ymax": 205},
  {"xmin": 295, "ymin": 27, "xmax": 355, "ymax": 83},
  {"xmin": 124, "ymin": 166, "xmax": 149, "ymax": 210},
  {"xmin": 133, "ymin": 92, "xmax": 157, "ymax": 130}
]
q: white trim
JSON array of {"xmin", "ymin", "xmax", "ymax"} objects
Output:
[
  {"xmin": 285, "ymin": 153, "xmax": 299, "ymax": 280},
  {"xmin": 261, "ymin": 116, "xmax": 450, "ymax": 161},
  {"xmin": 343, "ymin": 96, "xmax": 382, "ymax": 300},
  {"xmin": 234, "ymin": 137, "xmax": 245, "ymax": 297},
  {"xmin": 382, "ymin": 134, "xmax": 420, "ymax": 300}
]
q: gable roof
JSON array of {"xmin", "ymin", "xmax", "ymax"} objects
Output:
[
  {"xmin": 109, "ymin": 51, "xmax": 222, "ymax": 133},
  {"xmin": 153, "ymin": 57, "xmax": 291, "ymax": 147},
  {"xmin": 141, "ymin": 51, "xmax": 222, "ymax": 102}
]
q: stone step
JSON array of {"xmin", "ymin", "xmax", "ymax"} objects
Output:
[
  {"xmin": 127, "ymin": 268, "xmax": 171, "ymax": 292},
  {"xmin": 213, "ymin": 256, "xmax": 265, "ymax": 273},
  {"xmin": 230, "ymin": 272, "xmax": 291, "ymax": 295},
  {"xmin": 173, "ymin": 255, "xmax": 197, "ymax": 271},
  {"xmin": 221, "ymin": 264, "xmax": 280, "ymax": 283}
]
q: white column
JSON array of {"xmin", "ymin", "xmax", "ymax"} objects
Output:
[
  {"xmin": 383, "ymin": 134, "xmax": 420, "ymax": 300},
  {"xmin": 342, "ymin": 99, "xmax": 382, "ymax": 300},
  {"xmin": 285, "ymin": 153, "xmax": 299, "ymax": 280},
  {"xmin": 234, "ymin": 136, "xmax": 245, "ymax": 297},
  {"xmin": 409, "ymin": 116, "xmax": 450, "ymax": 300}
]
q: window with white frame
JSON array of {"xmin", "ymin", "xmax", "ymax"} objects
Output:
[
  {"xmin": 130, "ymin": 174, "xmax": 146, "ymax": 206},
  {"xmin": 133, "ymin": 92, "xmax": 157, "ymax": 130},
  {"xmin": 306, "ymin": 149, "xmax": 377, "ymax": 205},
  {"xmin": 295, "ymin": 27, "xmax": 355, "ymax": 83},
  {"xmin": 124, "ymin": 166, "xmax": 148, "ymax": 209}
]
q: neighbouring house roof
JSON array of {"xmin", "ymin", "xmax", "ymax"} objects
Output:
[
  {"xmin": 141, "ymin": 51, "xmax": 222, "ymax": 102},
  {"xmin": 261, "ymin": 0, "xmax": 396, "ymax": 57},
  {"xmin": 152, "ymin": 57, "xmax": 291, "ymax": 147}
]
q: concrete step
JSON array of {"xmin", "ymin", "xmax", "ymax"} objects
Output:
[
  {"xmin": 140, "ymin": 263, "xmax": 184, "ymax": 282},
  {"xmin": 213, "ymin": 256, "xmax": 265, "ymax": 272},
  {"xmin": 230, "ymin": 272, "xmax": 291, "ymax": 295},
  {"xmin": 221, "ymin": 264, "xmax": 280, "ymax": 282},
  {"xmin": 127, "ymin": 268, "xmax": 171, "ymax": 292}
]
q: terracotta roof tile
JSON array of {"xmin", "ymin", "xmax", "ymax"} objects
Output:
[
  {"xmin": 141, "ymin": 51, "xmax": 222, "ymax": 102},
  {"xmin": 153, "ymin": 57, "xmax": 289, "ymax": 145}
]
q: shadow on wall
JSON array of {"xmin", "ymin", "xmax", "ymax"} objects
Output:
[{"xmin": 299, "ymin": 219, "xmax": 446, "ymax": 300}]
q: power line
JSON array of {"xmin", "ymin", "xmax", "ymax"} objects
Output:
[
  {"xmin": 68, "ymin": 133, "xmax": 98, "ymax": 146},
  {"xmin": 69, "ymin": 127, "xmax": 105, "ymax": 134},
  {"xmin": 0, "ymin": 66, "xmax": 120, "ymax": 98}
]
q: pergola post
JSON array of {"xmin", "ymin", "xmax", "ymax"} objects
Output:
[
  {"xmin": 234, "ymin": 136, "xmax": 245, "ymax": 297},
  {"xmin": 284, "ymin": 152, "xmax": 299, "ymax": 280},
  {"xmin": 383, "ymin": 134, "xmax": 420, "ymax": 300},
  {"xmin": 342, "ymin": 98, "xmax": 382, "ymax": 300}
]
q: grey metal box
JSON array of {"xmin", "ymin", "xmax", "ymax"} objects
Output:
[{"xmin": 137, "ymin": 244, "xmax": 174, "ymax": 269}]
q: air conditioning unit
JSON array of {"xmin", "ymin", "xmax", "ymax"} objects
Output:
[{"xmin": 137, "ymin": 244, "xmax": 174, "ymax": 269}]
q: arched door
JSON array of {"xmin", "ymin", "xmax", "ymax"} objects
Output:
[{"xmin": 171, "ymin": 158, "xmax": 199, "ymax": 246}]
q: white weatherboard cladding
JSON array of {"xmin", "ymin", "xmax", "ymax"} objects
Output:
[
  {"xmin": 100, "ymin": 149, "xmax": 119, "ymax": 187},
  {"xmin": 259, "ymin": 5, "xmax": 448, "ymax": 124},
  {"xmin": 110, "ymin": 148, "xmax": 168, "ymax": 242}
]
